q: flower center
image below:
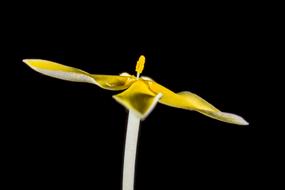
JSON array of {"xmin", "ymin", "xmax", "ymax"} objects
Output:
[{"xmin": 135, "ymin": 55, "xmax": 145, "ymax": 78}]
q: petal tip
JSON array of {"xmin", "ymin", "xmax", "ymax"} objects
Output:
[
  {"xmin": 237, "ymin": 118, "xmax": 249, "ymax": 126},
  {"xmin": 229, "ymin": 113, "xmax": 249, "ymax": 126},
  {"xmin": 22, "ymin": 59, "xmax": 30, "ymax": 64},
  {"xmin": 22, "ymin": 59, "xmax": 38, "ymax": 67},
  {"xmin": 22, "ymin": 59, "xmax": 36, "ymax": 69}
]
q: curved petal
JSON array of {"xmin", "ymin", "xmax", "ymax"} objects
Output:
[
  {"xmin": 147, "ymin": 81, "xmax": 248, "ymax": 125},
  {"xmin": 23, "ymin": 59, "xmax": 135, "ymax": 90},
  {"xmin": 113, "ymin": 80, "xmax": 162, "ymax": 120}
]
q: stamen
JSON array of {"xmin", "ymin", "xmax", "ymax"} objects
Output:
[{"xmin": 135, "ymin": 55, "xmax": 145, "ymax": 78}]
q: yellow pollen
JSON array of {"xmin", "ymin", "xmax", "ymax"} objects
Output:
[{"xmin": 135, "ymin": 55, "xmax": 145, "ymax": 77}]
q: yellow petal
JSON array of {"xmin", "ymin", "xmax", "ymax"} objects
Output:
[
  {"xmin": 23, "ymin": 59, "xmax": 135, "ymax": 90},
  {"xmin": 113, "ymin": 80, "xmax": 162, "ymax": 119},
  {"xmin": 147, "ymin": 81, "xmax": 248, "ymax": 125}
]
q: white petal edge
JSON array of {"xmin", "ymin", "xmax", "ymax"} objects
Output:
[
  {"xmin": 120, "ymin": 72, "xmax": 131, "ymax": 76},
  {"xmin": 142, "ymin": 93, "xmax": 163, "ymax": 120},
  {"xmin": 26, "ymin": 65, "xmax": 100, "ymax": 85},
  {"xmin": 141, "ymin": 76, "xmax": 154, "ymax": 81}
]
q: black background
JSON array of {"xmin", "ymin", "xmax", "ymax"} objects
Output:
[{"xmin": 4, "ymin": 2, "xmax": 275, "ymax": 190}]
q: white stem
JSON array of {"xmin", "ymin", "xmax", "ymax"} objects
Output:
[{"xmin": 122, "ymin": 111, "xmax": 141, "ymax": 190}]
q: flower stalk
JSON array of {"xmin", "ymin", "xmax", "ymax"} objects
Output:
[{"xmin": 122, "ymin": 111, "xmax": 141, "ymax": 190}]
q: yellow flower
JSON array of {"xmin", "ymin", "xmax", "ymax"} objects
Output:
[{"xmin": 23, "ymin": 55, "xmax": 248, "ymax": 125}]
